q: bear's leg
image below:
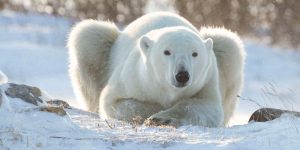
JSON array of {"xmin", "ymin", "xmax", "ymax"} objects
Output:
[
  {"xmin": 112, "ymin": 99, "xmax": 163, "ymax": 123},
  {"xmin": 145, "ymin": 98, "xmax": 223, "ymax": 127},
  {"xmin": 145, "ymin": 78, "xmax": 224, "ymax": 128},
  {"xmin": 200, "ymin": 27, "xmax": 244, "ymax": 125},
  {"xmin": 100, "ymin": 84, "xmax": 163, "ymax": 123}
]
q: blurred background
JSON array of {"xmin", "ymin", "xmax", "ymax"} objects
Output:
[
  {"xmin": 0, "ymin": 0, "xmax": 300, "ymax": 125},
  {"xmin": 2, "ymin": 0, "xmax": 300, "ymax": 48}
]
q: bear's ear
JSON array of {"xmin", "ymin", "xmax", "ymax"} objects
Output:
[
  {"xmin": 204, "ymin": 38, "xmax": 213, "ymax": 51},
  {"xmin": 140, "ymin": 36, "xmax": 153, "ymax": 52}
]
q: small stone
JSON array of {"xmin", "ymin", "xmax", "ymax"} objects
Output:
[
  {"xmin": 39, "ymin": 106, "xmax": 67, "ymax": 116},
  {"xmin": 5, "ymin": 83, "xmax": 44, "ymax": 106},
  {"xmin": 249, "ymin": 108, "xmax": 300, "ymax": 122},
  {"xmin": 47, "ymin": 99, "xmax": 71, "ymax": 109}
]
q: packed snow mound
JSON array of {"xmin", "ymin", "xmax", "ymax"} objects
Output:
[
  {"xmin": 0, "ymin": 83, "xmax": 78, "ymax": 149},
  {"xmin": 1, "ymin": 83, "xmax": 300, "ymax": 149}
]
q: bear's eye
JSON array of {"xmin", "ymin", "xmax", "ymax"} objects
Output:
[
  {"xmin": 192, "ymin": 52, "xmax": 198, "ymax": 57},
  {"xmin": 164, "ymin": 50, "xmax": 171, "ymax": 56}
]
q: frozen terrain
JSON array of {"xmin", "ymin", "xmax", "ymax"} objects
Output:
[{"xmin": 1, "ymin": 10, "xmax": 300, "ymax": 149}]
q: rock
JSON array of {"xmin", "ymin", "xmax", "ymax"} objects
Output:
[
  {"xmin": 5, "ymin": 83, "xmax": 45, "ymax": 106},
  {"xmin": 39, "ymin": 106, "xmax": 67, "ymax": 116},
  {"xmin": 1, "ymin": 83, "xmax": 68, "ymax": 117},
  {"xmin": 47, "ymin": 99, "xmax": 71, "ymax": 109},
  {"xmin": 248, "ymin": 108, "xmax": 300, "ymax": 122}
]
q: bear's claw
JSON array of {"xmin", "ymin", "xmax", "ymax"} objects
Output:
[{"xmin": 144, "ymin": 116, "xmax": 177, "ymax": 127}]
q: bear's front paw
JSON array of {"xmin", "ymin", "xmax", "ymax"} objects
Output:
[{"xmin": 144, "ymin": 115, "xmax": 180, "ymax": 128}]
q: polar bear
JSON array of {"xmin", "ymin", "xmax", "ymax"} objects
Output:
[{"xmin": 68, "ymin": 12, "xmax": 244, "ymax": 127}]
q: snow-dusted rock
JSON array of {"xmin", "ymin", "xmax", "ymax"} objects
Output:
[
  {"xmin": 39, "ymin": 106, "xmax": 67, "ymax": 116},
  {"xmin": 5, "ymin": 83, "xmax": 46, "ymax": 106},
  {"xmin": 0, "ymin": 83, "xmax": 70, "ymax": 116},
  {"xmin": 47, "ymin": 99, "xmax": 71, "ymax": 109},
  {"xmin": 249, "ymin": 108, "xmax": 300, "ymax": 122},
  {"xmin": 0, "ymin": 83, "xmax": 79, "ymax": 149}
]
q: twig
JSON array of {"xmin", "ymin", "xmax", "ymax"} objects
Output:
[
  {"xmin": 237, "ymin": 95, "xmax": 262, "ymax": 107},
  {"xmin": 105, "ymin": 119, "xmax": 115, "ymax": 129}
]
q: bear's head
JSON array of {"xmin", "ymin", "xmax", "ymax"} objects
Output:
[{"xmin": 139, "ymin": 27, "xmax": 213, "ymax": 89}]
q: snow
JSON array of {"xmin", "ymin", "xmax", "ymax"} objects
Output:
[{"xmin": 0, "ymin": 10, "xmax": 300, "ymax": 149}]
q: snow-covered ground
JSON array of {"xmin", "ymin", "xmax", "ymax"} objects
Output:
[{"xmin": 1, "ymin": 10, "xmax": 300, "ymax": 149}]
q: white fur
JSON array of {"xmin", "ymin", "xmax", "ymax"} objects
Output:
[
  {"xmin": 200, "ymin": 27, "xmax": 245, "ymax": 125},
  {"xmin": 68, "ymin": 12, "xmax": 245, "ymax": 127},
  {"xmin": 68, "ymin": 20, "xmax": 119, "ymax": 112},
  {"xmin": 0, "ymin": 71, "xmax": 7, "ymax": 84}
]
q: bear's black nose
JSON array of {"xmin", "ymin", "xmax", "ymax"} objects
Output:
[{"xmin": 175, "ymin": 71, "xmax": 190, "ymax": 84}]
